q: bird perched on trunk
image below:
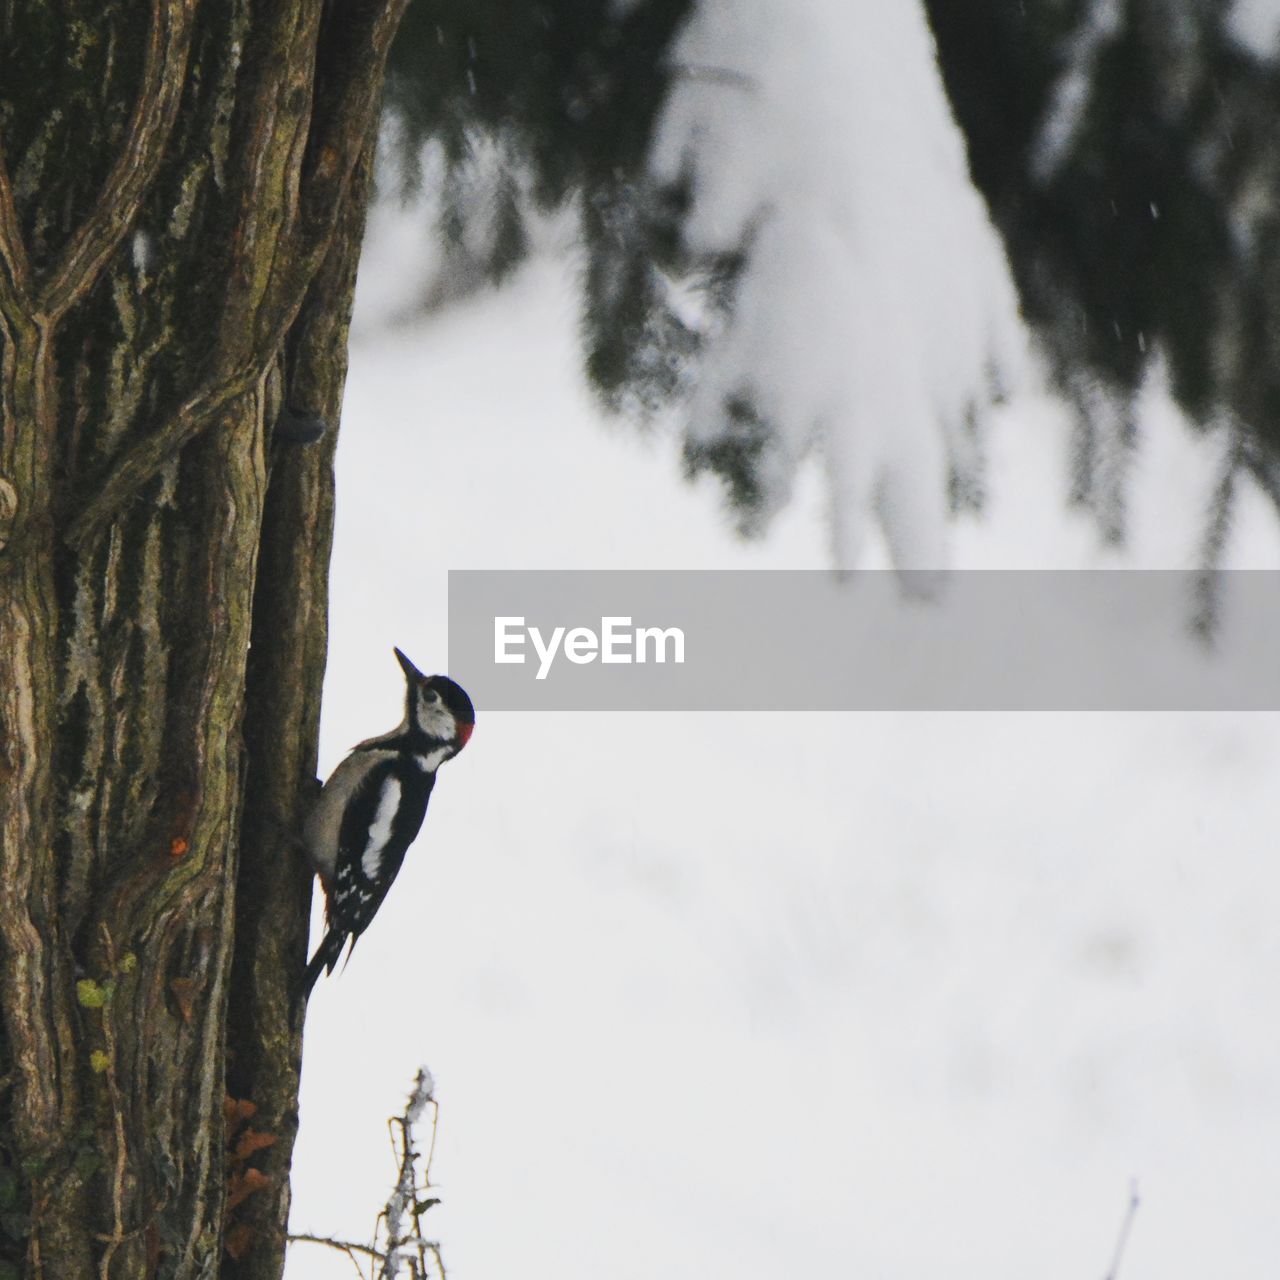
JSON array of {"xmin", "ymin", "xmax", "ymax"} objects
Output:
[{"xmin": 302, "ymin": 648, "xmax": 474, "ymax": 995}]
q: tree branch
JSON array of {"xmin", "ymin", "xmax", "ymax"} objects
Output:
[
  {"xmin": 63, "ymin": 358, "xmax": 265, "ymax": 550},
  {"xmin": 0, "ymin": 132, "xmax": 34, "ymax": 323},
  {"xmin": 62, "ymin": 0, "xmax": 410, "ymax": 551},
  {"xmin": 36, "ymin": 0, "xmax": 196, "ymax": 321},
  {"xmin": 288, "ymin": 1233, "xmax": 387, "ymax": 1277}
]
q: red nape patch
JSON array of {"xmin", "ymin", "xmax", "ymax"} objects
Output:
[{"xmin": 457, "ymin": 722, "xmax": 475, "ymax": 748}]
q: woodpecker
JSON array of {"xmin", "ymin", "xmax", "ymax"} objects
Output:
[{"xmin": 302, "ymin": 648, "xmax": 474, "ymax": 996}]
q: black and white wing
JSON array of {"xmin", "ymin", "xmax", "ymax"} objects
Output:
[
  {"xmin": 303, "ymin": 757, "xmax": 434, "ymax": 993},
  {"xmin": 330, "ymin": 757, "xmax": 434, "ymax": 943}
]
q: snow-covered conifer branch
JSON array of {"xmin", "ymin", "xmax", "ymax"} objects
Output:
[{"xmin": 650, "ymin": 0, "xmax": 1026, "ymax": 569}]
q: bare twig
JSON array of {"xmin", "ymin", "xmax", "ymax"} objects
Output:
[
  {"xmin": 1104, "ymin": 1180, "xmax": 1141, "ymax": 1280},
  {"xmin": 425, "ymin": 1243, "xmax": 447, "ymax": 1278},
  {"xmin": 38, "ymin": 0, "xmax": 197, "ymax": 321},
  {"xmin": 287, "ymin": 1232, "xmax": 387, "ymax": 1280},
  {"xmin": 408, "ymin": 1090, "xmax": 444, "ymax": 1280}
]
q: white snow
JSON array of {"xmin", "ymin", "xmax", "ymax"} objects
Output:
[
  {"xmin": 649, "ymin": 0, "xmax": 1024, "ymax": 569},
  {"xmin": 1228, "ymin": 0, "xmax": 1280, "ymax": 57},
  {"xmin": 287, "ymin": 252, "xmax": 1280, "ymax": 1280},
  {"xmin": 286, "ymin": 4, "xmax": 1280, "ymax": 1277}
]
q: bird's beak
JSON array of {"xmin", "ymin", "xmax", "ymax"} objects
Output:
[
  {"xmin": 394, "ymin": 647, "xmax": 425, "ymax": 682},
  {"xmin": 456, "ymin": 722, "xmax": 474, "ymax": 749}
]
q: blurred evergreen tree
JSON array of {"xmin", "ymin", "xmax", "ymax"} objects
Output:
[
  {"xmin": 925, "ymin": 0, "xmax": 1280, "ymax": 548},
  {"xmin": 385, "ymin": 0, "xmax": 1280, "ymax": 552},
  {"xmin": 384, "ymin": 0, "xmax": 698, "ymax": 413}
]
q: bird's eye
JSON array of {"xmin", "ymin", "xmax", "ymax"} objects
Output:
[{"xmin": 423, "ymin": 689, "xmax": 441, "ymax": 706}]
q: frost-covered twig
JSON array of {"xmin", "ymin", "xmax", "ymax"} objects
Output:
[
  {"xmin": 378, "ymin": 1067, "xmax": 444, "ymax": 1279},
  {"xmin": 288, "ymin": 1066, "xmax": 446, "ymax": 1280}
]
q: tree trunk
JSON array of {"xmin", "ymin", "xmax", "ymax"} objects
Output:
[{"xmin": 0, "ymin": 2, "xmax": 406, "ymax": 1276}]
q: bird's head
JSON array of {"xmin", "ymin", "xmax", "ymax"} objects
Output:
[{"xmin": 395, "ymin": 647, "xmax": 475, "ymax": 755}]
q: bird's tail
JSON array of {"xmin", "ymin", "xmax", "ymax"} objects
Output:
[{"xmin": 302, "ymin": 928, "xmax": 347, "ymax": 998}]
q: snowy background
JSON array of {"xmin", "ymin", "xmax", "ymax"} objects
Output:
[{"xmin": 285, "ymin": 5, "xmax": 1280, "ymax": 1277}]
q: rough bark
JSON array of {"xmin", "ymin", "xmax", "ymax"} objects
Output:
[{"xmin": 0, "ymin": 2, "xmax": 407, "ymax": 1276}]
